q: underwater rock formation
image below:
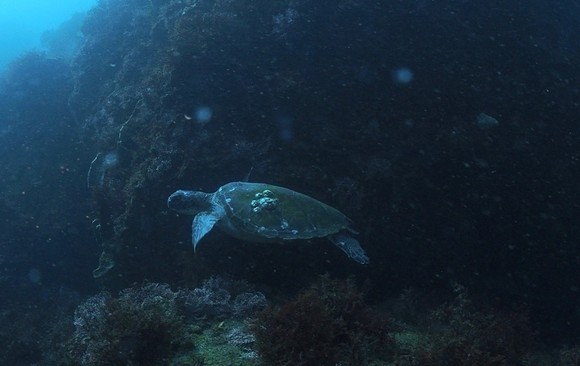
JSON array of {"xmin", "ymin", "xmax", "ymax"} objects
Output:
[
  {"xmin": 65, "ymin": 278, "xmax": 266, "ymax": 365},
  {"xmin": 253, "ymin": 275, "xmax": 393, "ymax": 365}
]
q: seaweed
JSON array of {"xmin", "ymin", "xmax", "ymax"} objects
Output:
[
  {"xmin": 64, "ymin": 277, "xmax": 266, "ymax": 365},
  {"xmin": 252, "ymin": 275, "xmax": 393, "ymax": 366},
  {"xmin": 66, "ymin": 283, "xmax": 196, "ymax": 366}
]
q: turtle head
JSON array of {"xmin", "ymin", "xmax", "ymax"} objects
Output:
[{"xmin": 167, "ymin": 190, "xmax": 212, "ymax": 215}]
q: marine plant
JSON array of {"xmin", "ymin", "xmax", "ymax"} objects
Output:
[
  {"xmin": 65, "ymin": 278, "xmax": 266, "ymax": 365},
  {"xmin": 389, "ymin": 288, "xmax": 537, "ymax": 366},
  {"xmin": 252, "ymin": 275, "xmax": 393, "ymax": 365},
  {"xmin": 66, "ymin": 283, "xmax": 197, "ymax": 365},
  {"xmin": 559, "ymin": 345, "xmax": 580, "ymax": 365}
]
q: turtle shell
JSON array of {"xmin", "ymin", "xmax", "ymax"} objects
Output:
[{"xmin": 215, "ymin": 182, "xmax": 352, "ymax": 241}]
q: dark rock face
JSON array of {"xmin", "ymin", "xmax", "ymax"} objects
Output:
[{"xmin": 70, "ymin": 0, "xmax": 404, "ymax": 285}]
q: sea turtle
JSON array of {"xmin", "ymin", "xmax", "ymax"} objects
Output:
[{"xmin": 167, "ymin": 182, "xmax": 369, "ymax": 264}]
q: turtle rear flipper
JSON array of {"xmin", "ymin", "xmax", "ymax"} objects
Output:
[{"xmin": 328, "ymin": 233, "xmax": 369, "ymax": 264}]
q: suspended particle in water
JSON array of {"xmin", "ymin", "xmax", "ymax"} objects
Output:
[
  {"xmin": 28, "ymin": 268, "xmax": 42, "ymax": 284},
  {"xmin": 96, "ymin": 151, "xmax": 119, "ymax": 187},
  {"xmin": 476, "ymin": 112, "xmax": 499, "ymax": 129},
  {"xmin": 102, "ymin": 152, "xmax": 118, "ymax": 169},
  {"xmin": 195, "ymin": 106, "xmax": 213, "ymax": 125},
  {"xmin": 276, "ymin": 115, "xmax": 293, "ymax": 141},
  {"xmin": 87, "ymin": 151, "xmax": 120, "ymax": 189},
  {"xmin": 93, "ymin": 252, "xmax": 115, "ymax": 279},
  {"xmin": 392, "ymin": 67, "xmax": 414, "ymax": 84}
]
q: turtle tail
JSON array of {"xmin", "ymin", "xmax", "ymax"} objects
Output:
[{"xmin": 328, "ymin": 232, "xmax": 369, "ymax": 264}]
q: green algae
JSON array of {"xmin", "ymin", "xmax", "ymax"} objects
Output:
[
  {"xmin": 392, "ymin": 329, "xmax": 434, "ymax": 354},
  {"xmin": 192, "ymin": 320, "xmax": 260, "ymax": 366}
]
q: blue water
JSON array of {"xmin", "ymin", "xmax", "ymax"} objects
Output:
[{"xmin": 0, "ymin": 0, "xmax": 97, "ymax": 70}]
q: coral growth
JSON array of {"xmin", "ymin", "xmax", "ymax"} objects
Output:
[
  {"xmin": 65, "ymin": 278, "xmax": 266, "ymax": 365},
  {"xmin": 559, "ymin": 345, "xmax": 580, "ymax": 366},
  {"xmin": 193, "ymin": 320, "xmax": 260, "ymax": 366},
  {"xmin": 180, "ymin": 276, "xmax": 267, "ymax": 320},
  {"xmin": 390, "ymin": 289, "xmax": 537, "ymax": 366},
  {"xmin": 67, "ymin": 283, "xmax": 194, "ymax": 365},
  {"xmin": 252, "ymin": 275, "xmax": 393, "ymax": 365}
]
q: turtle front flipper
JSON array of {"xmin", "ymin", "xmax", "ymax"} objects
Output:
[
  {"xmin": 328, "ymin": 233, "xmax": 369, "ymax": 264},
  {"xmin": 191, "ymin": 210, "xmax": 222, "ymax": 252}
]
